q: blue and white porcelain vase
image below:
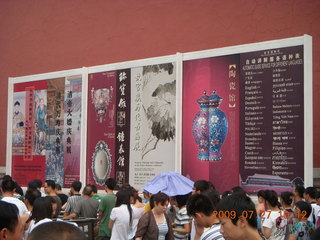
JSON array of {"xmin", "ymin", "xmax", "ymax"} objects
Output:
[
  {"xmin": 192, "ymin": 91, "xmax": 210, "ymax": 160},
  {"xmin": 208, "ymin": 90, "xmax": 228, "ymax": 161}
]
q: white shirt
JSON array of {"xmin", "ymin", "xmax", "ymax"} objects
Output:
[
  {"xmin": 1, "ymin": 197, "xmax": 28, "ymax": 216},
  {"xmin": 128, "ymin": 205, "xmax": 144, "ymax": 239},
  {"xmin": 262, "ymin": 210, "xmax": 287, "ymax": 240},
  {"xmin": 110, "ymin": 204, "xmax": 132, "ymax": 240},
  {"xmin": 308, "ymin": 203, "xmax": 320, "ymax": 224}
]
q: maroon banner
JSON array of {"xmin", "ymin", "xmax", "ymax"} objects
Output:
[
  {"xmin": 86, "ymin": 71, "xmax": 117, "ymax": 189},
  {"xmin": 182, "ymin": 55, "xmax": 240, "ymax": 193}
]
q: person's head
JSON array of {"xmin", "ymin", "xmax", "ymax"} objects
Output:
[
  {"xmin": 187, "ymin": 193, "xmax": 217, "ymax": 228},
  {"xmin": 257, "ymin": 190, "xmax": 267, "ymax": 204},
  {"xmin": 90, "ymin": 184, "xmax": 98, "ymax": 194},
  {"xmin": 175, "ymin": 193, "xmax": 191, "ymax": 209},
  {"xmin": 39, "ymin": 98, "xmax": 45, "ymax": 108},
  {"xmin": 71, "ymin": 181, "xmax": 82, "ymax": 194},
  {"xmin": 27, "ymin": 221, "xmax": 86, "ymax": 240},
  {"xmin": 304, "ymin": 186, "xmax": 317, "ymax": 202},
  {"xmin": 150, "ymin": 192, "xmax": 169, "ymax": 214},
  {"xmin": 105, "ymin": 178, "xmax": 116, "ymax": 191},
  {"xmin": 82, "ymin": 185, "xmax": 93, "ymax": 197},
  {"xmin": 31, "ymin": 197, "xmax": 53, "ymax": 222},
  {"xmin": 14, "ymin": 101, "xmax": 21, "ymax": 113},
  {"xmin": 316, "ymin": 191, "xmax": 320, "ymax": 206},
  {"xmin": 44, "ymin": 180, "xmax": 56, "ymax": 195},
  {"xmin": 193, "ymin": 180, "xmax": 211, "ymax": 194},
  {"xmin": 1, "ymin": 179, "xmax": 16, "ymax": 194},
  {"xmin": 221, "ymin": 191, "xmax": 232, "ymax": 199},
  {"xmin": 264, "ymin": 190, "xmax": 279, "ymax": 208},
  {"xmin": 0, "ymin": 201, "xmax": 23, "ymax": 240},
  {"xmin": 34, "ymin": 179, "xmax": 42, "ymax": 189},
  {"xmin": 216, "ymin": 192, "xmax": 258, "ymax": 240},
  {"xmin": 294, "ymin": 185, "xmax": 305, "ymax": 203},
  {"xmin": 294, "ymin": 201, "xmax": 312, "ymax": 220},
  {"xmin": 27, "ymin": 180, "xmax": 38, "ymax": 190},
  {"xmin": 24, "ymin": 188, "xmax": 41, "ymax": 208},
  {"xmin": 55, "ymin": 184, "xmax": 62, "ymax": 192},
  {"xmin": 280, "ymin": 191, "xmax": 294, "ymax": 208},
  {"xmin": 204, "ymin": 189, "xmax": 220, "ymax": 207},
  {"xmin": 232, "ymin": 186, "xmax": 246, "ymax": 195}
]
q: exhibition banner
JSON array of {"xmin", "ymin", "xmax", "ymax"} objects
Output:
[
  {"xmin": 11, "ymin": 77, "xmax": 82, "ymax": 187},
  {"xmin": 182, "ymin": 45, "xmax": 305, "ymax": 193},
  {"xmin": 87, "ymin": 63, "xmax": 176, "ymax": 189}
]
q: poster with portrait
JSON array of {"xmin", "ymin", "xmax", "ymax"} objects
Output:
[{"xmin": 11, "ymin": 76, "xmax": 82, "ymax": 187}]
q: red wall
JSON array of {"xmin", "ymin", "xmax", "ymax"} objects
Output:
[{"xmin": 1, "ymin": 0, "xmax": 320, "ymax": 170}]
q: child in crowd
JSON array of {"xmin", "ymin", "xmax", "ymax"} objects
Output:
[
  {"xmin": 172, "ymin": 193, "xmax": 192, "ymax": 240},
  {"xmin": 288, "ymin": 201, "xmax": 315, "ymax": 240}
]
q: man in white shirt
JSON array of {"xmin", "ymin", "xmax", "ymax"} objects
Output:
[{"xmin": 1, "ymin": 179, "xmax": 28, "ymax": 216}]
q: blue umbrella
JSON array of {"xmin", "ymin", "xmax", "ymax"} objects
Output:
[{"xmin": 142, "ymin": 171, "xmax": 194, "ymax": 196}]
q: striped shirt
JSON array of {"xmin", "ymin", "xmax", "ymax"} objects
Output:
[
  {"xmin": 200, "ymin": 223, "xmax": 224, "ymax": 240},
  {"xmin": 174, "ymin": 207, "xmax": 191, "ymax": 240},
  {"xmin": 65, "ymin": 194, "xmax": 82, "ymax": 214}
]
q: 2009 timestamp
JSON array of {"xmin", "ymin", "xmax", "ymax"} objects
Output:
[{"xmin": 212, "ymin": 211, "xmax": 255, "ymax": 219}]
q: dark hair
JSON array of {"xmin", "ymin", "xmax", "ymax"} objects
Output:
[
  {"xmin": 31, "ymin": 197, "xmax": 53, "ymax": 223},
  {"xmin": 1, "ymin": 179, "xmax": 16, "ymax": 192},
  {"xmin": 150, "ymin": 192, "xmax": 169, "ymax": 209},
  {"xmin": 204, "ymin": 189, "xmax": 220, "ymax": 207},
  {"xmin": 45, "ymin": 180, "xmax": 56, "ymax": 190},
  {"xmin": 71, "ymin": 181, "xmax": 82, "ymax": 192},
  {"xmin": 216, "ymin": 192, "xmax": 257, "ymax": 228},
  {"xmin": 295, "ymin": 201, "xmax": 312, "ymax": 219},
  {"xmin": 115, "ymin": 190, "xmax": 132, "ymax": 225},
  {"xmin": 221, "ymin": 190, "xmax": 232, "ymax": 199},
  {"xmin": 257, "ymin": 190, "xmax": 267, "ymax": 199},
  {"xmin": 34, "ymin": 179, "xmax": 43, "ymax": 188},
  {"xmin": 280, "ymin": 191, "xmax": 294, "ymax": 206},
  {"xmin": 55, "ymin": 184, "xmax": 62, "ymax": 191},
  {"xmin": 82, "ymin": 185, "xmax": 93, "ymax": 196},
  {"xmin": 232, "ymin": 186, "xmax": 246, "ymax": 194},
  {"xmin": 175, "ymin": 193, "xmax": 191, "ymax": 208},
  {"xmin": 105, "ymin": 178, "xmax": 116, "ymax": 190},
  {"xmin": 316, "ymin": 191, "xmax": 320, "ymax": 200},
  {"xmin": 25, "ymin": 188, "xmax": 41, "ymax": 206},
  {"xmin": 193, "ymin": 180, "xmax": 211, "ymax": 193},
  {"xmin": 265, "ymin": 190, "xmax": 279, "ymax": 207},
  {"xmin": 295, "ymin": 185, "xmax": 305, "ymax": 198},
  {"xmin": 305, "ymin": 187, "xmax": 317, "ymax": 199},
  {"xmin": 0, "ymin": 201, "xmax": 19, "ymax": 232},
  {"xmin": 27, "ymin": 221, "xmax": 86, "ymax": 240},
  {"xmin": 28, "ymin": 180, "xmax": 38, "ymax": 189},
  {"xmin": 90, "ymin": 184, "xmax": 98, "ymax": 194},
  {"xmin": 187, "ymin": 193, "xmax": 215, "ymax": 217}
]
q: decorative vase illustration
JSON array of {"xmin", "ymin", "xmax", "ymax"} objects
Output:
[
  {"xmin": 192, "ymin": 90, "xmax": 228, "ymax": 161},
  {"xmin": 192, "ymin": 91, "xmax": 210, "ymax": 160}
]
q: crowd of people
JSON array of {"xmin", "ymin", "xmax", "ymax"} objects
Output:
[{"xmin": 1, "ymin": 174, "xmax": 320, "ymax": 240}]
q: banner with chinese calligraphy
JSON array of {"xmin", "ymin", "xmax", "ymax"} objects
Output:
[
  {"xmin": 182, "ymin": 45, "xmax": 306, "ymax": 194},
  {"xmin": 87, "ymin": 63, "xmax": 176, "ymax": 189},
  {"xmin": 11, "ymin": 77, "xmax": 82, "ymax": 187},
  {"xmin": 182, "ymin": 55, "xmax": 240, "ymax": 193},
  {"xmin": 129, "ymin": 63, "xmax": 176, "ymax": 189}
]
